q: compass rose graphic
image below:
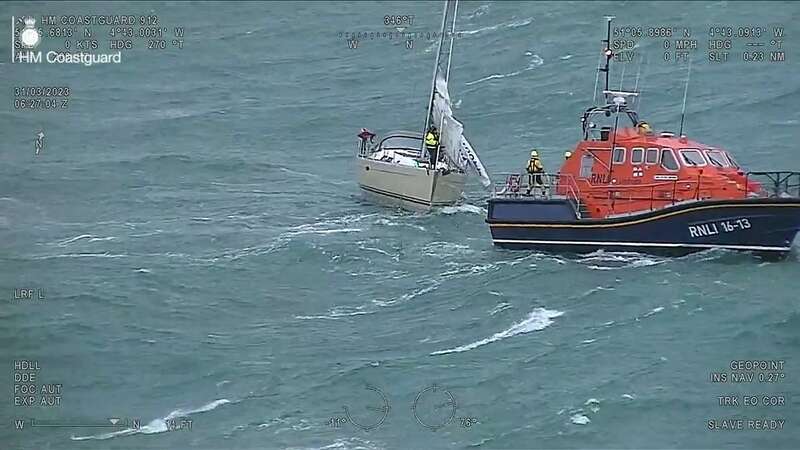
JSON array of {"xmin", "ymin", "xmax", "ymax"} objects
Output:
[
  {"xmin": 412, "ymin": 384, "xmax": 456, "ymax": 431},
  {"xmin": 343, "ymin": 385, "xmax": 389, "ymax": 431}
]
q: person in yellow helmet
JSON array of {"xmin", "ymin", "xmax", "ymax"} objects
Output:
[
  {"xmin": 637, "ymin": 121, "xmax": 652, "ymax": 135},
  {"xmin": 425, "ymin": 126, "xmax": 440, "ymax": 167},
  {"xmin": 525, "ymin": 149, "xmax": 545, "ymax": 194}
]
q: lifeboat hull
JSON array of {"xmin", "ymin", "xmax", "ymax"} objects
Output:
[{"xmin": 487, "ymin": 198, "xmax": 800, "ymax": 256}]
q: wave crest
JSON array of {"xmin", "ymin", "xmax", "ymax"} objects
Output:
[{"xmin": 431, "ymin": 307, "xmax": 563, "ymax": 355}]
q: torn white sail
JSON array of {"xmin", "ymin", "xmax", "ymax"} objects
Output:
[
  {"xmin": 432, "ymin": 76, "xmax": 492, "ymax": 187},
  {"xmin": 460, "ymin": 136, "xmax": 491, "ymax": 187}
]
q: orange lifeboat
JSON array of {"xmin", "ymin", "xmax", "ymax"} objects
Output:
[{"xmin": 485, "ymin": 18, "xmax": 800, "ymax": 257}]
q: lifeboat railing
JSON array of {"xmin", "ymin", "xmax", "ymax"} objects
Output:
[
  {"xmin": 591, "ymin": 180, "xmax": 708, "ymax": 216},
  {"xmin": 492, "ymin": 173, "xmax": 796, "ymax": 218},
  {"xmin": 745, "ymin": 171, "xmax": 800, "ymax": 198},
  {"xmin": 492, "ymin": 172, "xmax": 584, "ymax": 218}
]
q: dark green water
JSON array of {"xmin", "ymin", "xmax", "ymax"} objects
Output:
[{"xmin": 1, "ymin": 1, "xmax": 799, "ymax": 449}]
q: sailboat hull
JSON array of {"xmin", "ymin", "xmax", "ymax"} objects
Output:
[{"xmin": 357, "ymin": 158, "xmax": 465, "ymax": 211}]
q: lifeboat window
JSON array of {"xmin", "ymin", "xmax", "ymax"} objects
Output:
[
  {"xmin": 631, "ymin": 148, "xmax": 644, "ymax": 164},
  {"xmin": 679, "ymin": 148, "xmax": 707, "ymax": 167},
  {"xmin": 579, "ymin": 154, "xmax": 594, "ymax": 178},
  {"xmin": 705, "ymin": 150, "xmax": 729, "ymax": 167},
  {"xmin": 645, "ymin": 148, "xmax": 659, "ymax": 165},
  {"xmin": 726, "ymin": 152, "xmax": 741, "ymax": 169},
  {"xmin": 612, "ymin": 147, "xmax": 625, "ymax": 164},
  {"xmin": 660, "ymin": 148, "xmax": 679, "ymax": 171}
]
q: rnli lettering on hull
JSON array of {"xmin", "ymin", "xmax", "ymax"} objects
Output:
[{"xmin": 688, "ymin": 223, "xmax": 719, "ymax": 237}]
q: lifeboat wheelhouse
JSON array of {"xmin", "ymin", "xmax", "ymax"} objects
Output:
[{"xmin": 556, "ymin": 90, "xmax": 762, "ymax": 219}]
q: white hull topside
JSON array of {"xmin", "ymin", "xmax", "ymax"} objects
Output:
[{"xmin": 357, "ymin": 157, "xmax": 465, "ymax": 210}]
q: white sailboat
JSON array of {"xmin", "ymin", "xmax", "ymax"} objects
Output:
[{"xmin": 355, "ymin": 0, "xmax": 491, "ymax": 211}]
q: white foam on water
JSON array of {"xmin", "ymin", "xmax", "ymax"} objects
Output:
[
  {"xmin": 643, "ymin": 306, "xmax": 665, "ymax": 317},
  {"xmin": 286, "ymin": 227, "xmax": 362, "ymax": 236},
  {"xmin": 578, "ymin": 286, "xmax": 615, "ymax": 298},
  {"xmin": 423, "ymin": 241, "xmax": 473, "ymax": 258},
  {"xmin": 288, "ymin": 437, "xmax": 381, "ymax": 450},
  {"xmin": 368, "ymin": 281, "xmax": 439, "ymax": 308},
  {"xmin": 465, "ymin": 53, "xmax": 543, "ymax": 86},
  {"xmin": 570, "ymin": 413, "xmax": 591, "ymax": 425},
  {"xmin": 282, "ymin": 213, "xmax": 379, "ymax": 238},
  {"xmin": 580, "ymin": 339, "xmax": 596, "ymax": 344},
  {"xmin": 88, "ymin": 236, "xmax": 115, "ymax": 242},
  {"xmin": 560, "ymin": 54, "xmax": 573, "ymax": 60},
  {"xmin": 431, "ymin": 307, "xmax": 564, "ymax": 355},
  {"xmin": 466, "ymin": 4, "xmax": 490, "ymax": 20},
  {"xmin": 373, "ymin": 217, "xmax": 425, "ymax": 231},
  {"xmin": 295, "ymin": 305, "xmax": 374, "ymax": 321},
  {"xmin": 460, "ymin": 16, "xmax": 533, "ymax": 36},
  {"xmin": 488, "ymin": 302, "xmax": 511, "ymax": 316},
  {"xmin": 56, "ymin": 234, "xmax": 94, "ymax": 246},
  {"xmin": 672, "ymin": 299, "xmax": 686, "ymax": 308},
  {"xmin": 53, "ymin": 233, "xmax": 116, "ymax": 246},
  {"xmin": 622, "ymin": 393, "xmax": 636, "ymax": 400},
  {"xmin": 439, "ymin": 262, "xmax": 497, "ymax": 279},
  {"xmin": 36, "ymin": 252, "xmax": 128, "ymax": 259},
  {"xmin": 392, "ymin": 282, "xmax": 439, "ymax": 305},
  {"xmin": 580, "ymin": 251, "xmax": 667, "ymax": 270},
  {"xmin": 358, "ymin": 244, "xmax": 393, "ymax": 257},
  {"xmin": 439, "ymin": 204, "xmax": 486, "ymax": 215},
  {"xmin": 71, "ymin": 399, "xmax": 230, "ymax": 441}
]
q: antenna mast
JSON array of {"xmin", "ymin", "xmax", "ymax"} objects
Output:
[
  {"xmin": 599, "ymin": 16, "xmax": 615, "ymax": 93},
  {"xmin": 678, "ymin": 57, "xmax": 692, "ymax": 137},
  {"xmin": 591, "ymin": 52, "xmax": 602, "ymax": 105}
]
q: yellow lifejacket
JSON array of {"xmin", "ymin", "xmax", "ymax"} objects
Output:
[
  {"xmin": 425, "ymin": 132, "xmax": 438, "ymax": 147},
  {"xmin": 527, "ymin": 158, "xmax": 543, "ymax": 173}
]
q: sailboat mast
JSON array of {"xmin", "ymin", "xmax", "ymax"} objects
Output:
[
  {"xmin": 437, "ymin": 1, "xmax": 459, "ymax": 136},
  {"xmin": 444, "ymin": 0, "xmax": 459, "ymax": 83},
  {"xmin": 421, "ymin": 1, "xmax": 451, "ymax": 155}
]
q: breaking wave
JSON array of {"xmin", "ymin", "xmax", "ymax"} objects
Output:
[
  {"xmin": 71, "ymin": 399, "xmax": 230, "ymax": 441},
  {"xmin": 431, "ymin": 307, "xmax": 564, "ymax": 355}
]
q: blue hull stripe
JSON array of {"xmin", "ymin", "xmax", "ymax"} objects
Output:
[{"xmin": 487, "ymin": 201, "xmax": 800, "ymax": 228}]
